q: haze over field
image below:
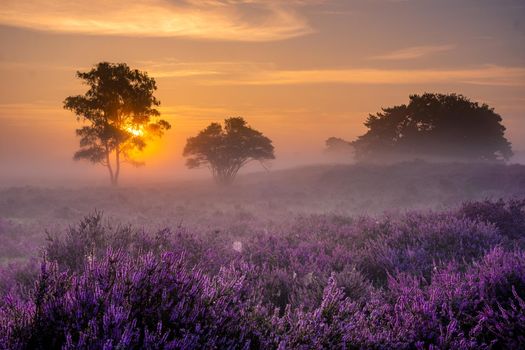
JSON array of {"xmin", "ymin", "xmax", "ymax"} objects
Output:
[
  {"xmin": 1, "ymin": 0, "xmax": 524, "ymax": 185},
  {"xmin": 1, "ymin": 2, "xmax": 525, "ymax": 349}
]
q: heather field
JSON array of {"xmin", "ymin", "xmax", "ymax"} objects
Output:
[
  {"xmin": 2, "ymin": 0, "xmax": 525, "ymax": 348},
  {"xmin": 1, "ymin": 162, "xmax": 525, "ymax": 349}
]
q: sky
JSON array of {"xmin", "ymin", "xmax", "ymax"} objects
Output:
[{"xmin": 0, "ymin": 0, "xmax": 524, "ymax": 184}]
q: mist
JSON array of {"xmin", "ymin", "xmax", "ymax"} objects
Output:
[{"xmin": 2, "ymin": 0, "xmax": 525, "ymax": 348}]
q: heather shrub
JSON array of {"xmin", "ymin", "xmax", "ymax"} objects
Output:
[
  {"xmin": 0, "ymin": 250, "xmax": 268, "ymax": 350},
  {"xmin": 374, "ymin": 248, "xmax": 525, "ymax": 349},
  {"xmin": 460, "ymin": 198, "xmax": 525, "ymax": 240},
  {"xmin": 45, "ymin": 212, "xmax": 175, "ymax": 272},
  {"xmin": 2, "ymin": 199, "xmax": 524, "ymax": 349},
  {"xmin": 269, "ymin": 248, "xmax": 525, "ymax": 349},
  {"xmin": 241, "ymin": 232, "xmax": 356, "ymax": 311},
  {"xmin": 239, "ymin": 210, "xmax": 503, "ymax": 310},
  {"xmin": 0, "ymin": 218, "xmax": 39, "ymax": 261},
  {"xmin": 270, "ymin": 275, "xmax": 359, "ymax": 349},
  {"xmin": 353, "ymin": 213, "xmax": 501, "ymax": 284},
  {"xmin": 0, "ymin": 259, "xmax": 39, "ymax": 300},
  {"xmin": 44, "ymin": 211, "xmax": 241, "ymax": 276}
]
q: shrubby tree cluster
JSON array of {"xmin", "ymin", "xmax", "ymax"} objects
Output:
[
  {"xmin": 183, "ymin": 117, "xmax": 275, "ymax": 185},
  {"xmin": 351, "ymin": 93, "xmax": 513, "ymax": 162},
  {"xmin": 325, "ymin": 137, "xmax": 353, "ymax": 156}
]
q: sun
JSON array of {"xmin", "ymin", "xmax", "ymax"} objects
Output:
[{"xmin": 126, "ymin": 125, "xmax": 144, "ymax": 137}]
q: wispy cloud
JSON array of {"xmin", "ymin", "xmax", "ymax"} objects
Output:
[
  {"xmin": 371, "ymin": 44, "xmax": 455, "ymax": 60},
  {"xmin": 0, "ymin": 61, "xmax": 79, "ymax": 71},
  {"xmin": 200, "ymin": 65, "xmax": 525, "ymax": 86},
  {"xmin": 159, "ymin": 105, "xmax": 234, "ymax": 122},
  {"xmin": 2, "ymin": 59, "xmax": 523, "ymax": 88},
  {"xmin": 0, "ymin": 0, "xmax": 313, "ymax": 41},
  {"xmin": 0, "ymin": 102, "xmax": 70, "ymax": 123},
  {"xmin": 131, "ymin": 59, "xmax": 525, "ymax": 87},
  {"xmin": 135, "ymin": 59, "xmax": 275, "ymax": 79},
  {"xmin": 0, "ymin": 102, "xmax": 59, "ymax": 114}
]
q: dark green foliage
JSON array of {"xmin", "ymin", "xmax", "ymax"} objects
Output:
[
  {"xmin": 352, "ymin": 93, "xmax": 513, "ymax": 162},
  {"xmin": 325, "ymin": 137, "xmax": 353, "ymax": 155},
  {"xmin": 183, "ymin": 117, "xmax": 275, "ymax": 185}
]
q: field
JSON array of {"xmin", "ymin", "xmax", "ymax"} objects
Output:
[{"xmin": 1, "ymin": 161, "xmax": 525, "ymax": 349}]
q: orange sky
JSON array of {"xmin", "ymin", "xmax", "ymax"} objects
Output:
[{"xmin": 0, "ymin": 0, "xmax": 524, "ymax": 184}]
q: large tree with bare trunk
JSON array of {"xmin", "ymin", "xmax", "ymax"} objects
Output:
[{"xmin": 64, "ymin": 62, "xmax": 171, "ymax": 185}]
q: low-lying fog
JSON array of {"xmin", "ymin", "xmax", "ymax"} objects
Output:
[{"xmin": 2, "ymin": 160, "xmax": 525, "ymax": 264}]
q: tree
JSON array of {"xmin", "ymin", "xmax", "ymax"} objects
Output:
[
  {"xmin": 325, "ymin": 137, "xmax": 354, "ymax": 156},
  {"xmin": 352, "ymin": 93, "xmax": 512, "ymax": 162},
  {"xmin": 183, "ymin": 117, "xmax": 275, "ymax": 185},
  {"xmin": 64, "ymin": 62, "xmax": 171, "ymax": 185}
]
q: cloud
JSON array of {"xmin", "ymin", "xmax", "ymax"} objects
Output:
[
  {"xmin": 3, "ymin": 59, "xmax": 523, "ymax": 88},
  {"xmin": 371, "ymin": 45, "xmax": 455, "ymax": 60},
  {"xmin": 125, "ymin": 60, "xmax": 525, "ymax": 87},
  {"xmin": 159, "ymin": 104, "xmax": 234, "ymax": 122},
  {"xmin": 0, "ymin": 61, "xmax": 78, "ymax": 71},
  {"xmin": 135, "ymin": 59, "xmax": 275, "ymax": 78},
  {"xmin": 200, "ymin": 65, "xmax": 525, "ymax": 86},
  {"xmin": 0, "ymin": 102, "xmax": 59, "ymax": 114},
  {"xmin": 0, "ymin": 0, "xmax": 313, "ymax": 41},
  {"xmin": 131, "ymin": 59, "xmax": 525, "ymax": 87}
]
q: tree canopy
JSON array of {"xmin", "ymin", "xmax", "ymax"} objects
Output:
[
  {"xmin": 64, "ymin": 62, "xmax": 171, "ymax": 185},
  {"xmin": 325, "ymin": 137, "xmax": 353, "ymax": 156},
  {"xmin": 183, "ymin": 117, "xmax": 274, "ymax": 185},
  {"xmin": 352, "ymin": 93, "xmax": 512, "ymax": 162}
]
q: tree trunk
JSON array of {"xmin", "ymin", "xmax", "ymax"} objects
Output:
[
  {"xmin": 106, "ymin": 149, "xmax": 115, "ymax": 186},
  {"xmin": 113, "ymin": 146, "xmax": 121, "ymax": 186}
]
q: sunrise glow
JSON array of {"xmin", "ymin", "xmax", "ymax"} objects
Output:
[
  {"xmin": 1, "ymin": 2, "xmax": 525, "ymax": 348},
  {"xmin": 0, "ymin": 0, "xmax": 523, "ymax": 181},
  {"xmin": 126, "ymin": 125, "xmax": 144, "ymax": 137}
]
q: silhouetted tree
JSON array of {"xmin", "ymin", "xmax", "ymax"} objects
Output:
[
  {"xmin": 183, "ymin": 117, "xmax": 274, "ymax": 185},
  {"xmin": 64, "ymin": 62, "xmax": 171, "ymax": 185},
  {"xmin": 325, "ymin": 137, "xmax": 354, "ymax": 156},
  {"xmin": 352, "ymin": 93, "xmax": 512, "ymax": 162}
]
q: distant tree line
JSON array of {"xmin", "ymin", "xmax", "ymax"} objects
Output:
[
  {"xmin": 325, "ymin": 137, "xmax": 353, "ymax": 155},
  {"xmin": 328, "ymin": 93, "xmax": 512, "ymax": 163},
  {"xmin": 64, "ymin": 63, "xmax": 513, "ymax": 186}
]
